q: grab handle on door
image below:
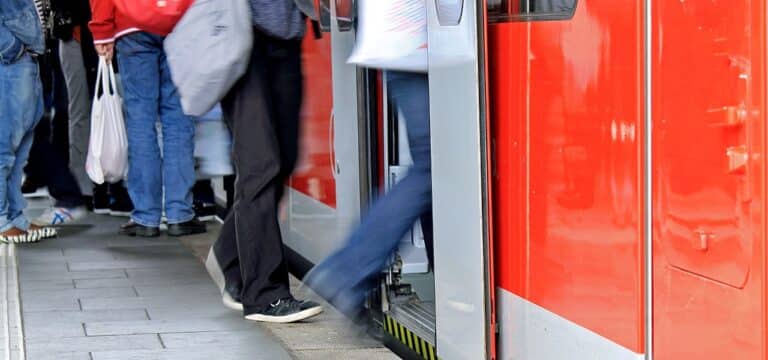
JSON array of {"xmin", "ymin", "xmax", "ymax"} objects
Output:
[
  {"xmin": 726, "ymin": 145, "xmax": 748, "ymax": 174},
  {"xmin": 435, "ymin": 0, "xmax": 464, "ymax": 25},
  {"xmin": 709, "ymin": 105, "xmax": 746, "ymax": 128},
  {"xmin": 722, "ymin": 61, "xmax": 752, "ymax": 202}
]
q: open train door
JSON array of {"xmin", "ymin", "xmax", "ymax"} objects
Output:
[{"xmin": 427, "ymin": 1, "xmax": 496, "ymax": 359}]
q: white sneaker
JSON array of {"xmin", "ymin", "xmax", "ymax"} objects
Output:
[
  {"xmin": 223, "ymin": 291, "xmax": 244, "ymax": 312},
  {"xmin": 205, "ymin": 249, "xmax": 244, "ymax": 311},
  {"xmin": 33, "ymin": 206, "xmax": 87, "ymax": 226},
  {"xmin": 205, "ymin": 249, "xmax": 226, "ymax": 293}
]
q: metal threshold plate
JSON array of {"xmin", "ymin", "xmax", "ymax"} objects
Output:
[{"xmin": 388, "ymin": 301, "xmax": 437, "ymax": 345}]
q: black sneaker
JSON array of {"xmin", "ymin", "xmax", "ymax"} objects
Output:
[
  {"xmin": 244, "ymin": 298, "xmax": 323, "ymax": 323},
  {"xmin": 167, "ymin": 219, "xmax": 207, "ymax": 237},
  {"xmin": 194, "ymin": 201, "xmax": 217, "ymax": 222},
  {"xmin": 92, "ymin": 185, "xmax": 110, "ymax": 214},
  {"xmin": 109, "ymin": 194, "xmax": 134, "ymax": 217},
  {"xmin": 21, "ymin": 178, "xmax": 42, "ymax": 195},
  {"xmin": 120, "ymin": 221, "xmax": 160, "ymax": 237}
]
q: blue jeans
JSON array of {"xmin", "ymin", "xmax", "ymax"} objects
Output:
[
  {"xmin": 116, "ymin": 32, "xmax": 196, "ymax": 227},
  {"xmin": 305, "ymin": 72, "xmax": 432, "ymax": 315},
  {"xmin": 0, "ymin": 54, "xmax": 42, "ymax": 231}
]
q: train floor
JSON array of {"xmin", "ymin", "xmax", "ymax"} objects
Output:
[{"xmin": 1, "ymin": 196, "xmax": 398, "ymax": 360}]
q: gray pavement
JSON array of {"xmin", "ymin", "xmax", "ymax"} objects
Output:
[{"xmin": 0, "ymin": 198, "xmax": 397, "ymax": 360}]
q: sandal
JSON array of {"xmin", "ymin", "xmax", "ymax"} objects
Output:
[
  {"xmin": 0, "ymin": 227, "xmax": 33, "ymax": 244},
  {"xmin": 29, "ymin": 224, "xmax": 57, "ymax": 240}
]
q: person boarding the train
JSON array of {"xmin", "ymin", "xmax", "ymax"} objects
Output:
[{"xmin": 303, "ymin": 2, "xmax": 434, "ymax": 321}]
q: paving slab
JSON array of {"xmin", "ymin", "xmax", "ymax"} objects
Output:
[
  {"xmin": 267, "ymin": 319, "xmax": 382, "ymax": 351},
  {"xmin": 74, "ymin": 277, "xmax": 135, "ymax": 289},
  {"xmin": 91, "ymin": 347, "xmax": 292, "ymax": 360},
  {"xmin": 294, "ymin": 348, "xmax": 401, "ymax": 360},
  {"xmin": 145, "ymin": 303, "xmax": 234, "ymax": 320},
  {"xmin": 125, "ymin": 267, "xmax": 210, "ymax": 282},
  {"xmin": 21, "ymin": 286, "xmax": 138, "ymax": 301},
  {"xmin": 85, "ymin": 318, "xmax": 258, "ymax": 336},
  {"xmin": 20, "ymin": 278, "xmax": 76, "ymax": 291},
  {"xmin": 67, "ymin": 258, "xmax": 200, "ymax": 272},
  {"xmin": 80, "ymin": 295, "xmax": 222, "ymax": 311},
  {"xmin": 160, "ymin": 329, "xmax": 287, "ymax": 350},
  {"xmin": 23, "ymin": 320, "xmax": 86, "ymax": 340},
  {"xmin": 133, "ymin": 282, "xmax": 219, "ymax": 297},
  {"xmin": 26, "ymin": 351, "xmax": 91, "ymax": 360},
  {"xmin": 25, "ymin": 334, "xmax": 162, "ymax": 353},
  {"xmin": 21, "ymin": 297, "xmax": 81, "ymax": 312},
  {"xmin": 19, "ymin": 268, "xmax": 127, "ymax": 281},
  {"xmin": 23, "ymin": 309, "xmax": 149, "ymax": 323}
]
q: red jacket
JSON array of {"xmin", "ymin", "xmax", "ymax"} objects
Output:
[{"xmin": 88, "ymin": 0, "xmax": 140, "ymax": 44}]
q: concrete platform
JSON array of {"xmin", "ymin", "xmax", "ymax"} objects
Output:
[{"xmin": 0, "ymin": 199, "xmax": 397, "ymax": 360}]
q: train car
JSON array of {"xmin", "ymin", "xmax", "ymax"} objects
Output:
[{"xmin": 283, "ymin": 0, "xmax": 768, "ymax": 359}]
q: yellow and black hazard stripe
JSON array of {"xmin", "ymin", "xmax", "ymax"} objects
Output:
[{"xmin": 384, "ymin": 314, "xmax": 439, "ymax": 360}]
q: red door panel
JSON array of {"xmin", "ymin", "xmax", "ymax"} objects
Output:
[
  {"xmin": 653, "ymin": 0, "xmax": 766, "ymax": 358},
  {"xmin": 491, "ymin": 0, "xmax": 645, "ymax": 352}
]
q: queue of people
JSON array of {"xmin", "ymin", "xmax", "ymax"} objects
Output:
[{"xmin": 1, "ymin": 0, "xmax": 429, "ymax": 331}]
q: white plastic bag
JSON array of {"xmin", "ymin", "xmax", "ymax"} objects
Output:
[
  {"xmin": 194, "ymin": 105, "xmax": 234, "ymax": 179},
  {"xmin": 347, "ymin": 0, "xmax": 428, "ymax": 72},
  {"xmin": 164, "ymin": 0, "xmax": 253, "ymax": 116},
  {"xmin": 86, "ymin": 57, "xmax": 129, "ymax": 184}
]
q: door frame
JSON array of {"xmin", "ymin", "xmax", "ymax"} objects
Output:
[{"xmin": 427, "ymin": 0, "xmax": 495, "ymax": 358}]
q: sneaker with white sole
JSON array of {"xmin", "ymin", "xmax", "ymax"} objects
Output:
[
  {"xmin": 205, "ymin": 249, "xmax": 245, "ymax": 312},
  {"xmin": 33, "ymin": 206, "xmax": 87, "ymax": 226},
  {"xmin": 223, "ymin": 291, "xmax": 244, "ymax": 312},
  {"xmin": 244, "ymin": 298, "xmax": 323, "ymax": 323},
  {"xmin": 205, "ymin": 249, "xmax": 226, "ymax": 293}
]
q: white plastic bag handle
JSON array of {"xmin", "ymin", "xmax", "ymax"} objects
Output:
[
  {"xmin": 87, "ymin": 56, "xmax": 111, "ymax": 184},
  {"xmin": 92, "ymin": 57, "xmax": 106, "ymax": 110},
  {"xmin": 109, "ymin": 64, "xmax": 119, "ymax": 95},
  {"xmin": 91, "ymin": 57, "xmax": 111, "ymax": 159}
]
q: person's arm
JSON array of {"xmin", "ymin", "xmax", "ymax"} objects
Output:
[
  {"xmin": 0, "ymin": 25, "xmax": 25, "ymax": 64},
  {"xmin": 88, "ymin": 0, "xmax": 116, "ymax": 60}
]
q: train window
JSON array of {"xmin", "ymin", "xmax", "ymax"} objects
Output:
[{"xmin": 488, "ymin": 0, "xmax": 577, "ymax": 22}]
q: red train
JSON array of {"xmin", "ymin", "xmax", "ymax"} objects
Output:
[{"xmin": 284, "ymin": 0, "xmax": 767, "ymax": 359}]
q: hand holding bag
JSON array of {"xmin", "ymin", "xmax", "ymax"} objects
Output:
[{"xmin": 86, "ymin": 57, "xmax": 129, "ymax": 184}]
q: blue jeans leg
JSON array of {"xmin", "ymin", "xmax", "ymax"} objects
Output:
[
  {"xmin": 0, "ymin": 56, "xmax": 42, "ymax": 231},
  {"xmin": 8, "ymin": 128, "xmax": 36, "ymax": 230},
  {"xmin": 116, "ymin": 32, "xmax": 165, "ymax": 227},
  {"xmin": 117, "ymin": 32, "xmax": 195, "ymax": 226},
  {"xmin": 306, "ymin": 72, "xmax": 431, "ymax": 314},
  {"xmin": 158, "ymin": 48, "xmax": 195, "ymax": 225}
]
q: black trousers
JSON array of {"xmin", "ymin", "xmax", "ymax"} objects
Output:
[
  {"xmin": 28, "ymin": 42, "xmax": 84, "ymax": 208},
  {"xmin": 213, "ymin": 29, "xmax": 303, "ymax": 314}
]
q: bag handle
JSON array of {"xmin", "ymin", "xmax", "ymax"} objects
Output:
[
  {"xmin": 108, "ymin": 63, "xmax": 119, "ymax": 96},
  {"xmin": 99, "ymin": 57, "xmax": 112, "ymax": 97},
  {"xmin": 93, "ymin": 57, "xmax": 107, "ymax": 105},
  {"xmin": 89, "ymin": 57, "xmax": 110, "ymax": 162}
]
